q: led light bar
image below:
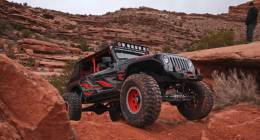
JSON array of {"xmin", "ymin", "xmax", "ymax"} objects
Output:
[{"xmin": 116, "ymin": 41, "xmax": 150, "ymax": 52}]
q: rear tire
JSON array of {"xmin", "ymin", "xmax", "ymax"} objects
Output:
[
  {"xmin": 177, "ymin": 81, "xmax": 213, "ymax": 120},
  {"xmin": 62, "ymin": 92, "xmax": 82, "ymax": 121},
  {"xmin": 120, "ymin": 74, "xmax": 162, "ymax": 128}
]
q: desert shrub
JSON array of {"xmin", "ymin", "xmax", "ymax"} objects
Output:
[
  {"xmin": 6, "ymin": 43, "xmax": 14, "ymax": 59},
  {"xmin": 80, "ymin": 39, "xmax": 90, "ymax": 51},
  {"xmin": 59, "ymin": 35, "xmax": 68, "ymax": 41},
  {"xmin": 141, "ymin": 29, "xmax": 145, "ymax": 32},
  {"xmin": 196, "ymin": 29, "xmax": 234, "ymax": 50},
  {"xmin": 212, "ymin": 69, "xmax": 260, "ymax": 109},
  {"xmin": 21, "ymin": 29, "xmax": 32, "ymax": 38},
  {"xmin": 165, "ymin": 39, "xmax": 170, "ymax": 45},
  {"xmin": 67, "ymin": 24, "xmax": 74, "ymax": 30},
  {"xmin": 235, "ymin": 36, "xmax": 247, "ymax": 45},
  {"xmin": 95, "ymin": 42, "xmax": 100, "ymax": 45},
  {"xmin": 0, "ymin": 20, "xmax": 10, "ymax": 33},
  {"xmin": 23, "ymin": 2, "xmax": 28, "ymax": 6},
  {"xmin": 45, "ymin": 32, "xmax": 58, "ymax": 39},
  {"xmin": 49, "ymin": 58, "xmax": 82, "ymax": 95},
  {"xmin": 162, "ymin": 45, "xmax": 172, "ymax": 53},
  {"xmin": 54, "ymin": 20, "xmax": 60, "ymax": 25},
  {"xmin": 100, "ymin": 42, "xmax": 109, "ymax": 49},
  {"xmin": 27, "ymin": 56, "xmax": 35, "ymax": 67},
  {"xmin": 177, "ymin": 47, "xmax": 184, "ymax": 52}
]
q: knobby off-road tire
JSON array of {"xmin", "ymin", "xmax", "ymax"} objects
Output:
[
  {"xmin": 62, "ymin": 92, "xmax": 82, "ymax": 121},
  {"xmin": 109, "ymin": 102, "xmax": 125, "ymax": 122},
  {"xmin": 120, "ymin": 74, "xmax": 162, "ymax": 128},
  {"xmin": 177, "ymin": 81, "xmax": 213, "ymax": 120}
]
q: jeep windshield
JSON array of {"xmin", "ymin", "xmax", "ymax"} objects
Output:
[{"xmin": 115, "ymin": 48, "xmax": 146, "ymax": 59}]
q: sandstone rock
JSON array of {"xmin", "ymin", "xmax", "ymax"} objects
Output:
[
  {"xmin": 0, "ymin": 54, "xmax": 77, "ymax": 140},
  {"xmin": 25, "ymin": 49, "xmax": 34, "ymax": 55},
  {"xmin": 39, "ymin": 61, "xmax": 66, "ymax": 68},
  {"xmin": 49, "ymin": 67, "xmax": 54, "ymax": 72},
  {"xmin": 17, "ymin": 39, "xmax": 61, "ymax": 48},
  {"xmin": 70, "ymin": 43, "xmax": 81, "ymax": 48},
  {"xmin": 19, "ymin": 44, "xmax": 66, "ymax": 54},
  {"xmin": 34, "ymin": 60, "xmax": 40, "ymax": 67},
  {"xmin": 178, "ymin": 42, "xmax": 260, "ymax": 88},
  {"xmin": 68, "ymin": 48, "xmax": 82, "ymax": 54}
]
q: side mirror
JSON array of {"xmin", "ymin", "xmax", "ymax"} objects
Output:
[{"xmin": 102, "ymin": 57, "xmax": 112, "ymax": 64}]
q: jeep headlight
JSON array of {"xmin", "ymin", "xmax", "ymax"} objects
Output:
[
  {"xmin": 163, "ymin": 56, "xmax": 169, "ymax": 64},
  {"xmin": 188, "ymin": 60, "xmax": 193, "ymax": 67}
]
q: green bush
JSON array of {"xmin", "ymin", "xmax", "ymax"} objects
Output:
[
  {"xmin": 27, "ymin": 56, "xmax": 35, "ymax": 67},
  {"xmin": 100, "ymin": 42, "xmax": 109, "ymax": 49},
  {"xmin": 196, "ymin": 29, "xmax": 234, "ymax": 50},
  {"xmin": 21, "ymin": 29, "xmax": 32, "ymax": 38},
  {"xmin": 6, "ymin": 43, "xmax": 14, "ymax": 59},
  {"xmin": 45, "ymin": 32, "xmax": 58, "ymax": 39},
  {"xmin": 0, "ymin": 20, "xmax": 11, "ymax": 33},
  {"xmin": 81, "ymin": 40, "xmax": 90, "ymax": 51},
  {"xmin": 67, "ymin": 24, "xmax": 74, "ymax": 30},
  {"xmin": 59, "ymin": 35, "xmax": 68, "ymax": 41},
  {"xmin": 54, "ymin": 20, "xmax": 60, "ymax": 25},
  {"xmin": 162, "ymin": 45, "xmax": 172, "ymax": 53},
  {"xmin": 165, "ymin": 39, "xmax": 170, "ymax": 45},
  {"xmin": 49, "ymin": 58, "xmax": 82, "ymax": 95},
  {"xmin": 141, "ymin": 29, "xmax": 145, "ymax": 32},
  {"xmin": 177, "ymin": 47, "xmax": 184, "ymax": 52},
  {"xmin": 235, "ymin": 36, "xmax": 247, "ymax": 45}
]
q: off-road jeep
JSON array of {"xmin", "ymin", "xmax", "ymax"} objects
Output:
[{"xmin": 63, "ymin": 41, "xmax": 213, "ymax": 128}]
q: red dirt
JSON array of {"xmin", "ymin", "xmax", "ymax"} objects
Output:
[{"xmin": 71, "ymin": 102, "xmax": 260, "ymax": 140}]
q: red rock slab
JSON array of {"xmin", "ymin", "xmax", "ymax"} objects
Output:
[
  {"xmin": 17, "ymin": 39, "xmax": 61, "ymax": 49},
  {"xmin": 0, "ymin": 54, "xmax": 77, "ymax": 140},
  {"xmin": 68, "ymin": 48, "xmax": 82, "ymax": 54},
  {"xmin": 19, "ymin": 44, "xmax": 66, "ymax": 54},
  {"xmin": 39, "ymin": 61, "xmax": 66, "ymax": 68}
]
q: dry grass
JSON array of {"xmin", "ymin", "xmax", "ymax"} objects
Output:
[{"xmin": 212, "ymin": 69, "xmax": 260, "ymax": 110}]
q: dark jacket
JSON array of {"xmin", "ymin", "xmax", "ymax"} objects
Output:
[{"xmin": 245, "ymin": 6, "xmax": 259, "ymax": 25}]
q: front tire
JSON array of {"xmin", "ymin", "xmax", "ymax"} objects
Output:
[
  {"xmin": 177, "ymin": 81, "xmax": 213, "ymax": 120},
  {"xmin": 120, "ymin": 74, "xmax": 162, "ymax": 128},
  {"xmin": 62, "ymin": 92, "xmax": 82, "ymax": 121}
]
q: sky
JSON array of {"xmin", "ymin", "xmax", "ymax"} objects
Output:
[{"xmin": 8, "ymin": 0, "xmax": 251, "ymax": 15}]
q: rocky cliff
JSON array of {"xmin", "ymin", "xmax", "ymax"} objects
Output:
[{"xmin": 0, "ymin": 54, "xmax": 77, "ymax": 140}]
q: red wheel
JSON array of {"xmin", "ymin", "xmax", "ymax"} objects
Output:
[
  {"xmin": 183, "ymin": 91, "xmax": 199, "ymax": 110},
  {"xmin": 126, "ymin": 87, "xmax": 142, "ymax": 114},
  {"xmin": 65, "ymin": 101, "xmax": 69, "ymax": 112}
]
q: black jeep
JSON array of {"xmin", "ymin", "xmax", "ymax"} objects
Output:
[{"xmin": 63, "ymin": 41, "xmax": 213, "ymax": 128}]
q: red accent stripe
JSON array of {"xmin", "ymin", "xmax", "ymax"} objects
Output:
[
  {"xmin": 136, "ymin": 54, "xmax": 154, "ymax": 60},
  {"xmin": 106, "ymin": 75, "xmax": 116, "ymax": 78},
  {"xmin": 96, "ymin": 63, "xmax": 100, "ymax": 72},
  {"xmin": 96, "ymin": 81, "xmax": 115, "ymax": 86},
  {"xmin": 67, "ymin": 81, "xmax": 78, "ymax": 87},
  {"xmin": 80, "ymin": 83, "xmax": 101, "ymax": 89},
  {"xmin": 84, "ymin": 92, "xmax": 92, "ymax": 95}
]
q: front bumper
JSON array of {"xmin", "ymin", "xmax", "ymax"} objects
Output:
[{"xmin": 165, "ymin": 71, "xmax": 203, "ymax": 82}]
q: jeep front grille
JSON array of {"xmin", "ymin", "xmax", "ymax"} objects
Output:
[{"xmin": 170, "ymin": 57, "xmax": 189, "ymax": 70}]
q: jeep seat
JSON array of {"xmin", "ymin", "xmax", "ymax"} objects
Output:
[{"xmin": 97, "ymin": 63, "xmax": 107, "ymax": 72}]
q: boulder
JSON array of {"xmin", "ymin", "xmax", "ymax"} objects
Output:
[
  {"xmin": 19, "ymin": 44, "xmax": 66, "ymax": 54},
  {"xmin": 70, "ymin": 43, "xmax": 81, "ymax": 48},
  {"xmin": 34, "ymin": 60, "xmax": 40, "ymax": 67},
  {"xmin": 0, "ymin": 54, "xmax": 77, "ymax": 140},
  {"xmin": 178, "ymin": 41, "xmax": 260, "ymax": 88},
  {"xmin": 25, "ymin": 49, "xmax": 34, "ymax": 55}
]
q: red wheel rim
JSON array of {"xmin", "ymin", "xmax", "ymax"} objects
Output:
[
  {"xmin": 65, "ymin": 101, "xmax": 69, "ymax": 112},
  {"xmin": 183, "ymin": 90, "xmax": 199, "ymax": 110},
  {"xmin": 127, "ymin": 87, "xmax": 142, "ymax": 114}
]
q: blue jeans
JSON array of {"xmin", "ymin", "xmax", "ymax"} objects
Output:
[{"xmin": 247, "ymin": 24, "xmax": 256, "ymax": 42}]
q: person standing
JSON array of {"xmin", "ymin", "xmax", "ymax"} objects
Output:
[{"xmin": 245, "ymin": 2, "xmax": 259, "ymax": 44}]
